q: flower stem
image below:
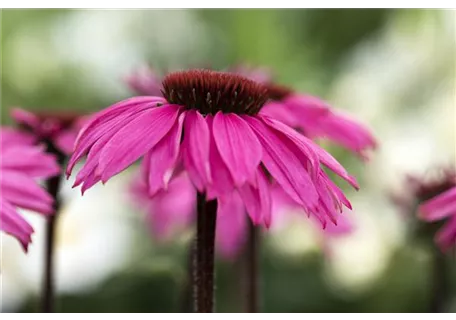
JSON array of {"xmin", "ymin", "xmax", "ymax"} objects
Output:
[
  {"xmin": 430, "ymin": 249, "xmax": 449, "ymax": 312},
  {"xmin": 179, "ymin": 244, "xmax": 194, "ymax": 312},
  {"xmin": 193, "ymin": 192, "xmax": 217, "ymax": 313},
  {"xmin": 244, "ymin": 220, "xmax": 260, "ymax": 313},
  {"xmin": 42, "ymin": 144, "xmax": 65, "ymax": 313}
]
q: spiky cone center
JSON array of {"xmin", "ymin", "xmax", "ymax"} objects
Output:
[
  {"xmin": 162, "ymin": 69, "xmax": 268, "ymax": 115},
  {"xmin": 265, "ymin": 83, "xmax": 294, "ymax": 101}
]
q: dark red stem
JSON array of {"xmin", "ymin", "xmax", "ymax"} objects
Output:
[
  {"xmin": 41, "ymin": 142, "xmax": 65, "ymax": 313},
  {"xmin": 193, "ymin": 193, "xmax": 217, "ymax": 313}
]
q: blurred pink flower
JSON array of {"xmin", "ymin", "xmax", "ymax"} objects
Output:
[
  {"xmin": 68, "ymin": 70, "xmax": 357, "ymax": 239},
  {"xmin": 261, "ymin": 84, "xmax": 377, "ymax": 159},
  {"xmin": 419, "ymin": 186, "xmax": 456, "ymax": 252},
  {"xmin": 394, "ymin": 169, "xmax": 456, "ymax": 252},
  {"xmin": 125, "ymin": 66, "xmax": 163, "ymax": 96},
  {"xmin": 11, "ymin": 108, "xmax": 86, "ymax": 155},
  {"xmin": 0, "ymin": 128, "xmax": 60, "ymax": 251},
  {"xmin": 131, "ymin": 173, "xmax": 247, "ymax": 259}
]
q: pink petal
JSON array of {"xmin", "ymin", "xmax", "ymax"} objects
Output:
[
  {"xmin": 205, "ymin": 115, "xmax": 235, "ymax": 198},
  {"xmin": 1, "ymin": 145, "xmax": 60, "ymax": 178},
  {"xmin": 216, "ymin": 192, "xmax": 247, "ymax": 259},
  {"xmin": 322, "ymin": 174, "xmax": 353, "ymax": 210},
  {"xmin": 1, "ymin": 128, "xmax": 36, "ymax": 148},
  {"xmin": 435, "ymin": 215, "xmax": 456, "ymax": 252},
  {"xmin": 260, "ymin": 115, "xmax": 319, "ymax": 177},
  {"xmin": 144, "ymin": 112, "xmax": 184, "ymax": 195},
  {"xmin": 419, "ymin": 187, "xmax": 456, "ymax": 222},
  {"xmin": 245, "ymin": 116, "xmax": 318, "ymax": 209},
  {"xmin": 0, "ymin": 199, "xmax": 34, "ymax": 251},
  {"xmin": 262, "ymin": 115, "xmax": 358, "ymax": 189},
  {"xmin": 1, "ymin": 170, "xmax": 54, "ymax": 214},
  {"xmin": 261, "ymin": 95, "xmax": 330, "ymax": 130},
  {"xmin": 10, "ymin": 108, "xmax": 41, "ymax": 131},
  {"xmin": 98, "ymin": 104, "xmax": 181, "ymax": 182},
  {"xmin": 181, "ymin": 110, "xmax": 212, "ymax": 192},
  {"xmin": 321, "ymin": 211, "xmax": 354, "ymax": 237},
  {"xmin": 73, "ymin": 133, "xmax": 112, "ymax": 190},
  {"xmin": 239, "ymin": 169, "xmax": 272, "ymax": 227},
  {"xmin": 322, "ymin": 113, "xmax": 377, "ymax": 152},
  {"xmin": 68, "ymin": 97, "xmax": 165, "ymax": 176},
  {"xmin": 212, "ymin": 112, "xmax": 262, "ymax": 186}
]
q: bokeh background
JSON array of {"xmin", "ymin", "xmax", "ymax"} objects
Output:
[{"xmin": 1, "ymin": 9, "xmax": 455, "ymax": 312}]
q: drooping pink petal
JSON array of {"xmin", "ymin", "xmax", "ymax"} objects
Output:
[
  {"xmin": 435, "ymin": 215, "xmax": 456, "ymax": 252},
  {"xmin": 144, "ymin": 112, "xmax": 185, "ymax": 195},
  {"xmin": 261, "ymin": 115, "xmax": 359, "ymax": 189},
  {"xmin": 73, "ymin": 132, "xmax": 114, "ymax": 189},
  {"xmin": 419, "ymin": 187, "xmax": 456, "ymax": 222},
  {"xmin": 205, "ymin": 115, "xmax": 235, "ymax": 198},
  {"xmin": 245, "ymin": 116, "xmax": 319, "ymax": 209},
  {"xmin": 10, "ymin": 108, "xmax": 41, "ymax": 131},
  {"xmin": 182, "ymin": 110, "xmax": 212, "ymax": 192},
  {"xmin": 98, "ymin": 104, "xmax": 181, "ymax": 182},
  {"xmin": 239, "ymin": 169, "xmax": 272, "ymax": 227},
  {"xmin": 261, "ymin": 95, "xmax": 330, "ymax": 130},
  {"xmin": 315, "ymin": 112, "xmax": 377, "ymax": 156},
  {"xmin": 212, "ymin": 112, "xmax": 262, "ymax": 187},
  {"xmin": 260, "ymin": 101, "xmax": 300, "ymax": 128},
  {"xmin": 216, "ymin": 192, "xmax": 247, "ymax": 259},
  {"xmin": 1, "ymin": 170, "xmax": 54, "ymax": 214},
  {"xmin": 68, "ymin": 97, "xmax": 165, "ymax": 176},
  {"xmin": 1, "ymin": 128, "xmax": 36, "ymax": 148},
  {"xmin": 1, "ymin": 145, "xmax": 60, "ymax": 178},
  {"xmin": 0, "ymin": 199, "xmax": 34, "ymax": 251},
  {"xmin": 322, "ymin": 174, "xmax": 353, "ymax": 210},
  {"xmin": 321, "ymin": 211, "xmax": 354, "ymax": 237}
]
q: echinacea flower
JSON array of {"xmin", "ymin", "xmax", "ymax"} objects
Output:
[
  {"xmin": 11, "ymin": 108, "xmax": 85, "ymax": 155},
  {"xmin": 68, "ymin": 69, "xmax": 358, "ymax": 232},
  {"xmin": 125, "ymin": 66, "xmax": 163, "ymax": 97},
  {"xmin": 393, "ymin": 169, "xmax": 456, "ymax": 252},
  {"xmin": 419, "ymin": 187, "xmax": 456, "ymax": 252},
  {"xmin": 0, "ymin": 128, "xmax": 60, "ymax": 250},
  {"xmin": 261, "ymin": 84, "xmax": 377, "ymax": 159}
]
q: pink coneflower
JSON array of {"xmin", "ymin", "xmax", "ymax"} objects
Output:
[
  {"xmin": 69, "ymin": 69, "xmax": 357, "ymax": 227},
  {"xmin": 11, "ymin": 107, "xmax": 86, "ymax": 312},
  {"xmin": 394, "ymin": 169, "xmax": 455, "ymax": 312},
  {"xmin": 0, "ymin": 128, "xmax": 60, "ymax": 251},
  {"xmin": 419, "ymin": 187, "xmax": 456, "ymax": 252},
  {"xmin": 261, "ymin": 84, "xmax": 377, "ymax": 159},
  {"xmin": 68, "ymin": 69, "xmax": 358, "ymax": 312},
  {"xmin": 393, "ymin": 169, "xmax": 456, "ymax": 252},
  {"xmin": 11, "ymin": 108, "xmax": 84, "ymax": 155}
]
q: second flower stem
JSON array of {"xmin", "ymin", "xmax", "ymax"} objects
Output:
[
  {"xmin": 244, "ymin": 220, "xmax": 259, "ymax": 313},
  {"xmin": 193, "ymin": 192, "xmax": 217, "ymax": 313},
  {"xmin": 42, "ymin": 144, "xmax": 65, "ymax": 313}
]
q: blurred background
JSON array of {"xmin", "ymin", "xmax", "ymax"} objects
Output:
[{"xmin": 1, "ymin": 9, "xmax": 455, "ymax": 312}]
